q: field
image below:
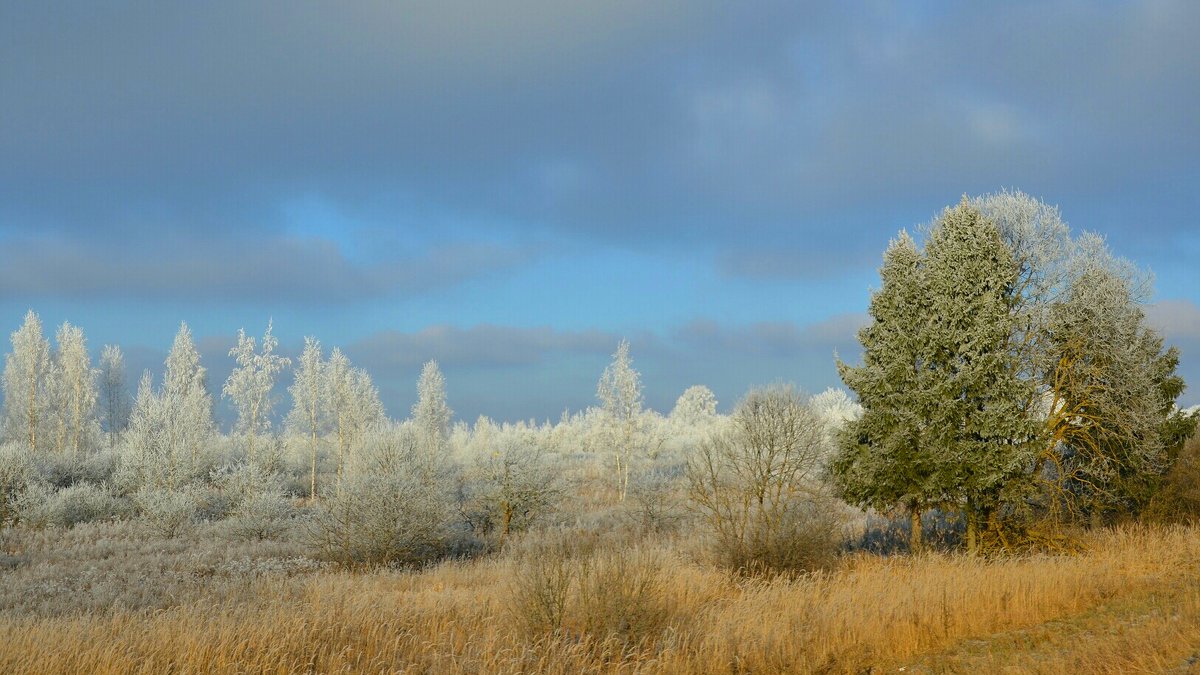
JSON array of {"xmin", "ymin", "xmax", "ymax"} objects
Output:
[{"xmin": 1, "ymin": 522, "xmax": 1198, "ymax": 674}]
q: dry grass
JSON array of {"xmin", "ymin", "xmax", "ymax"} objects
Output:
[{"xmin": 2, "ymin": 524, "xmax": 1200, "ymax": 673}]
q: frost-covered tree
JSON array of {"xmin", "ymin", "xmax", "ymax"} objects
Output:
[
  {"xmin": 328, "ymin": 348, "xmax": 385, "ymax": 491},
  {"xmin": 459, "ymin": 425, "xmax": 562, "ymax": 545},
  {"xmin": 120, "ymin": 323, "xmax": 215, "ymax": 490},
  {"xmin": 223, "ymin": 321, "xmax": 291, "ymax": 464},
  {"xmin": 920, "ymin": 202, "xmax": 1037, "ymax": 552},
  {"xmin": 671, "ymin": 385, "xmax": 718, "ymax": 426},
  {"xmin": 975, "ymin": 191, "xmax": 1190, "ymax": 524},
  {"xmin": 98, "ymin": 345, "xmax": 130, "ymax": 449},
  {"xmin": 287, "ymin": 337, "xmax": 328, "ymax": 499},
  {"xmin": 3, "ymin": 311, "xmax": 52, "ymax": 451},
  {"xmin": 412, "ymin": 360, "xmax": 452, "ymax": 456},
  {"xmin": 163, "ymin": 323, "xmax": 215, "ymax": 468},
  {"xmin": 50, "ymin": 322, "xmax": 100, "ymax": 457},
  {"xmin": 832, "ymin": 231, "xmax": 941, "ymax": 552},
  {"xmin": 596, "ymin": 339, "xmax": 645, "ymax": 501}
]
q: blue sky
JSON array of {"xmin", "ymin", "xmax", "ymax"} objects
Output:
[{"xmin": 1, "ymin": 1, "xmax": 1198, "ymax": 423}]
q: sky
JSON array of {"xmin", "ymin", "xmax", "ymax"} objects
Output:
[{"xmin": 1, "ymin": 1, "xmax": 1198, "ymax": 425}]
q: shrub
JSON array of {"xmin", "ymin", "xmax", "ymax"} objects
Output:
[
  {"xmin": 309, "ymin": 423, "xmax": 455, "ymax": 566},
  {"xmin": 1145, "ymin": 430, "xmax": 1200, "ymax": 523},
  {"xmin": 507, "ymin": 533, "xmax": 672, "ymax": 646},
  {"xmin": 575, "ymin": 545, "xmax": 670, "ymax": 645},
  {"xmin": 0, "ymin": 443, "xmax": 35, "ymax": 524},
  {"xmin": 507, "ymin": 533, "xmax": 579, "ymax": 636},
  {"xmin": 223, "ymin": 489, "xmax": 296, "ymax": 541},
  {"xmin": 11, "ymin": 481, "xmax": 128, "ymax": 528},
  {"xmin": 133, "ymin": 487, "xmax": 199, "ymax": 538}
]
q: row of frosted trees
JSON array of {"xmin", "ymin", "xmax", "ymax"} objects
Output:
[{"xmin": 0, "ymin": 307, "xmax": 864, "ymax": 566}]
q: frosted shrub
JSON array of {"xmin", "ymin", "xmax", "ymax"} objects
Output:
[
  {"xmin": 0, "ymin": 443, "xmax": 35, "ymax": 524},
  {"xmin": 459, "ymin": 435, "xmax": 563, "ymax": 546},
  {"xmin": 12, "ymin": 481, "xmax": 127, "ymax": 528},
  {"xmin": 224, "ymin": 489, "xmax": 296, "ymax": 541},
  {"xmin": 311, "ymin": 423, "xmax": 455, "ymax": 566},
  {"xmin": 133, "ymin": 486, "xmax": 199, "ymax": 538}
]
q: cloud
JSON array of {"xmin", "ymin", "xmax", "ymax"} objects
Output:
[
  {"xmin": 0, "ymin": 233, "xmax": 536, "ymax": 303},
  {"xmin": 3, "ymin": 1, "xmax": 1196, "ymax": 252},
  {"xmin": 346, "ymin": 324, "xmax": 617, "ymax": 370},
  {"xmin": 1146, "ymin": 299, "xmax": 1200, "ymax": 341},
  {"xmin": 673, "ymin": 313, "xmax": 867, "ymax": 357}
]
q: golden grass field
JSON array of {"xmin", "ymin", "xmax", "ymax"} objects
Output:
[{"xmin": 1, "ymin": 524, "xmax": 1199, "ymax": 674}]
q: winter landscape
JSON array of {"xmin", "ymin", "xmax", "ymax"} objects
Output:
[{"xmin": 3, "ymin": 3, "xmax": 1200, "ymax": 674}]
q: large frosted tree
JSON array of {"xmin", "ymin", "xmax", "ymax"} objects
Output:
[
  {"xmin": 596, "ymin": 339, "xmax": 645, "ymax": 501},
  {"xmin": 50, "ymin": 322, "xmax": 99, "ymax": 457},
  {"xmin": 836, "ymin": 193, "xmax": 1193, "ymax": 550},
  {"xmin": 3, "ymin": 311, "xmax": 52, "ymax": 451},
  {"xmin": 223, "ymin": 321, "xmax": 291, "ymax": 464},
  {"xmin": 287, "ymin": 337, "xmax": 329, "ymax": 499},
  {"xmin": 328, "ymin": 348, "xmax": 385, "ymax": 491},
  {"xmin": 976, "ymin": 191, "xmax": 1193, "ymax": 523}
]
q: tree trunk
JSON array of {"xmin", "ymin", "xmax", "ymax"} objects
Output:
[
  {"xmin": 309, "ymin": 429, "xmax": 318, "ymax": 500},
  {"xmin": 910, "ymin": 504, "xmax": 924, "ymax": 554},
  {"xmin": 965, "ymin": 502, "xmax": 978, "ymax": 556}
]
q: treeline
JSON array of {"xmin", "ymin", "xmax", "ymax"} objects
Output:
[{"xmin": 0, "ymin": 189, "xmax": 1196, "ymax": 571}]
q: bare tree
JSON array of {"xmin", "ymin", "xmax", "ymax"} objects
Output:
[{"xmin": 688, "ymin": 385, "xmax": 836, "ymax": 573}]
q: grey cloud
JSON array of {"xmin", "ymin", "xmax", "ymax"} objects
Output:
[
  {"xmin": 673, "ymin": 313, "xmax": 867, "ymax": 356},
  {"xmin": 1147, "ymin": 299, "xmax": 1200, "ymax": 341},
  {"xmin": 0, "ymin": 234, "xmax": 535, "ymax": 303},
  {"xmin": 345, "ymin": 324, "xmax": 617, "ymax": 370},
  {"xmin": 5, "ymin": 1, "xmax": 1195, "ymax": 256}
]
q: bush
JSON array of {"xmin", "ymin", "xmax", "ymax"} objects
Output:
[
  {"xmin": 11, "ymin": 481, "xmax": 128, "ymax": 528},
  {"xmin": 507, "ymin": 533, "xmax": 580, "ymax": 636},
  {"xmin": 133, "ymin": 487, "xmax": 199, "ymax": 538},
  {"xmin": 223, "ymin": 489, "xmax": 296, "ymax": 541},
  {"xmin": 0, "ymin": 443, "xmax": 35, "ymax": 524},
  {"xmin": 507, "ymin": 533, "xmax": 672, "ymax": 646},
  {"xmin": 1145, "ymin": 431, "xmax": 1200, "ymax": 523},
  {"xmin": 575, "ymin": 545, "xmax": 670, "ymax": 644},
  {"xmin": 309, "ymin": 423, "xmax": 455, "ymax": 566}
]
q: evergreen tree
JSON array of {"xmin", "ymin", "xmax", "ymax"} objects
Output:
[
  {"xmin": 832, "ymin": 231, "xmax": 941, "ymax": 551},
  {"xmin": 921, "ymin": 201, "xmax": 1036, "ymax": 552}
]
